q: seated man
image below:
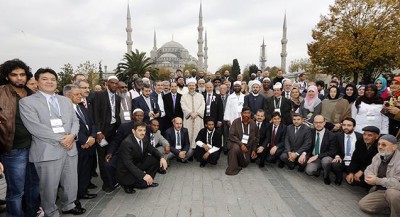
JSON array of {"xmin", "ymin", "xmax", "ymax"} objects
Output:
[
  {"xmin": 194, "ymin": 118, "xmax": 222, "ymax": 167},
  {"xmin": 345, "ymin": 126, "xmax": 379, "ymax": 189},
  {"xmin": 116, "ymin": 122, "xmax": 167, "ymax": 194},
  {"xmin": 280, "ymin": 113, "xmax": 312, "ymax": 171},
  {"xmin": 304, "ymin": 115, "xmax": 337, "ymax": 185},
  {"xmin": 225, "ymin": 107, "xmax": 259, "ymax": 175},
  {"xmin": 164, "ymin": 117, "xmax": 193, "ymax": 163},
  {"xmin": 257, "ymin": 112, "xmax": 286, "ymax": 167},
  {"xmin": 359, "ymin": 135, "xmax": 400, "ymax": 217}
]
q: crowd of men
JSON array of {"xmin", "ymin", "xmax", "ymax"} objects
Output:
[{"xmin": 0, "ymin": 58, "xmax": 400, "ymax": 217}]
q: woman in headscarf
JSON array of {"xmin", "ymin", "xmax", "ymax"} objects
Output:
[
  {"xmin": 374, "ymin": 77, "xmax": 391, "ymax": 100},
  {"xmin": 321, "ymin": 86, "xmax": 351, "ymax": 131},
  {"xmin": 289, "ymin": 88, "xmax": 303, "ymax": 115},
  {"xmin": 352, "ymin": 84, "xmax": 388, "ymax": 134},
  {"xmin": 343, "ymin": 83, "xmax": 358, "ymax": 104},
  {"xmin": 357, "ymin": 85, "xmax": 365, "ymax": 97},
  {"xmin": 299, "ymin": 85, "xmax": 321, "ymax": 123}
]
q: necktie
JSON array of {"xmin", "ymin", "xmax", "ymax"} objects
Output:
[
  {"xmin": 346, "ymin": 135, "xmax": 351, "ymax": 157},
  {"xmin": 208, "ymin": 132, "xmax": 212, "ymax": 145},
  {"xmin": 314, "ymin": 132, "xmax": 320, "ymax": 155},
  {"xmin": 257, "ymin": 123, "xmax": 261, "ymax": 129},
  {"xmin": 295, "ymin": 126, "xmax": 299, "ymax": 134},
  {"xmin": 286, "ymin": 92, "xmax": 290, "ymax": 98},
  {"xmin": 49, "ymin": 96, "xmax": 60, "ymax": 116},
  {"xmin": 76, "ymin": 105, "xmax": 87, "ymax": 126},
  {"xmin": 271, "ymin": 126, "xmax": 276, "ymax": 147},
  {"xmin": 150, "ymin": 133, "xmax": 155, "ymax": 146},
  {"xmin": 177, "ymin": 132, "xmax": 181, "ymax": 149},
  {"xmin": 82, "ymin": 99, "xmax": 87, "ymax": 108},
  {"xmin": 139, "ymin": 140, "xmax": 143, "ymax": 152},
  {"xmin": 207, "ymin": 94, "xmax": 211, "ymax": 105},
  {"xmin": 110, "ymin": 94, "xmax": 115, "ymax": 106},
  {"xmin": 275, "ymin": 97, "xmax": 280, "ymax": 108},
  {"xmin": 222, "ymin": 95, "xmax": 225, "ymax": 101},
  {"xmin": 172, "ymin": 94, "xmax": 176, "ymax": 109}
]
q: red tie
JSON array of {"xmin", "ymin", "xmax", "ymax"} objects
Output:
[
  {"xmin": 271, "ymin": 126, "xmax": 276, "ymax": 147},
  {"xmin": 82, "ymin": 99, "xmax": 87, "ymax": 109}
]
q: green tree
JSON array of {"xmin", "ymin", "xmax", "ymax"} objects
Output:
[
  {"xmin": 57, "ymin": 63, "xmax": 74, "ymax": 92},
  {"xmin": 218, "ymin": 64, "xmax": 232, "ymax": 74},
  {"xmin": 248, "ymin": 64, "xmax": 259, "ymax": 77},
  {"xmin": 76, "ymin": 61, "xmax": 99, "ymax": 89},
  {"xmin": 308, "ymin": 0, "xmax": 400, "ymax": 84},
  {"xmin": 183, "ymin": 64, "xmax": 198, "ymax": 73},
  {"xmin": 231, "ymin": 59, "xmax": 241, "ymax": 81},
  {"xmin": 116, "ymin": 49, "xmax": 154, "ymax": 82}
]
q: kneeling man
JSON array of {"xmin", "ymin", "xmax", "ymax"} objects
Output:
[
  {"xmin": 116, "ymin": 122, "xmax": 168, "ymax": 194},
  {"xmin": 194, "ymin": 118, "xmax": 222, "ymax": 167}
]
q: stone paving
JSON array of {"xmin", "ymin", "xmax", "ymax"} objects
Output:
[{"xmin": 61, "ymin": 155, "xmax": 387, "ymax": 217}]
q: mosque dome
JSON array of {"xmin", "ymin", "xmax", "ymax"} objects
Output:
[{"xmin": 160, "ymin": 40, "xmax": 185, "ymax": 49}]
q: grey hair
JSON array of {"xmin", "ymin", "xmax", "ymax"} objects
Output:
[{"xmin": 63, "ymin": 84, "xmax": 79, "ymax": 96}]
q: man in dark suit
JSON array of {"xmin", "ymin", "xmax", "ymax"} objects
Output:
[
  {"xmin": 330, "ymin": 117, "xmax": 363, "ymax": 185},
  {"xmin": 64, "ymin": 85, "xmax": 97, "ymax": 200},
  {"xmin": 163, "ymin": 82, "xmax": 183, "ymax": 130},
  {"xmin": 116, "ymin": 122, "xmax": 168, "ymax": 194},
  {"xmin": 345, "ymin": 126, "xmax": 379, "ymax": 189},
  {"xmin": 203, "ymin": 82, "xmax": 223, "ymax": 127},
  {"xmin": 264, "ymin": 82, "xmax": 292, "ymax": 125},
  {"xmin": 132, "ymin": 83, "xmax": 160, "ymax": 124},
  {"xmin": 280, "ymin": 114, "xmax": 312, "ymax": 170},
  {"xmin": 244, "ymin": 81, "xmax": 265, "ymax": 118},
  {"xmin": 163, "ymin": 117, "xmax": 193, "ymax": 163},
  {"xmin": 257, "ymin": 112, "xmax": 286, "ymax": 167},
  {"xmin": 194, "ymin": 118, "xmax": 222, "ymax": 167},
  {"xmin": 304, "ymin": 115, "xmax": 337, "ymax": 185},
  {"xmin": 93, "ymin": 76, "xmax": 121, "ymax": 193}
]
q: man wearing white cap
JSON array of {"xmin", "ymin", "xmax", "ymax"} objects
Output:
[
  {"xmin": 224, "ymin": 81, "xmax": 245, "ymax": 125},
  {"xmin": 244, "ymin": 80, "xmax": 265, "ymax": 117},
  {"xmin": 263, "ymin": 82, "xmax": 292, "ymax": 125},
  {"xmin": 259, "ymin": 77, "xmax": 273, "ymax": 99},
  {"xmin": 359, "ymin": 134, "xmax": 400, "ymax": 217},
  {"xmin": 181, "ymin": 78, "xmax": 205, "ymax": 151}
]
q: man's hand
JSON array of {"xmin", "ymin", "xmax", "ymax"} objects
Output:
[
  {"xmin": 241, "ymin": 144, "xmax": 248, "ymax": 153},
  {"xmin": 179, "ymin": 151, "xmax": 186, "ymax": 159},
  {"xmin": 257, "ymin": 146, "xmax": 264, "ymax": 154},
  {"xmin": 190, "ymin": 112, "xmax": 198, "ymax": 119},
  {"xmin": 105, "ymin": 154, "xmax": 112, "ymax": 162},
  {"xmin": 270, "ymin": 146, "xmax": 277, "ymax": 155},
  {"xmin": 307, "ymin": 155, "xmax": 318, "ymax": 164},
  {"xmin": 298, "ymin": 154, "xmax": 306, "ymax": 164},
  {"xmin": 160, "ymin": 158, "xmax": 168, "ymax": 170},
  {"xmin": 96, "ymin": 133, "xmax": 105, "ymax": 143},
  {"xmin": 217, "ymin": 121, "xmax": 222, "ymax": 128},
  {"xmin": 365, "ymin": 174, "xmax": 377, "ymax": 186},
  {"xmin": 354, "ymin": 170, "xmax": 363, "ymax": 182},
  {"xmin": 346, "ymin": 173, "xmax": 354, "ymax": 184},
  {"xmin": 332, "ymin": 123, "xmax": 341, "ymax": 131},
  {"xmin": 61, "ymin": 134, "xmax": 75, "ymax": 151},
  {"xmin": 87, "ymin": 136, "xmax": 96, "ymax": 146},
  {"xmin": 164, "ymin": 145, "xmax": 170, "ymax": 154},
  {"xmin": 332, "ymin": 156, "xmax": 342, "ymax": 163},
  {"xmin": 288, "ymin": 152, "xmax": 297, "ymax": 162},
  {"xmin": 149, "ymin": 111, "xmax": 155, "ymax": 118},
  {"xmin": 251, "ymin": 151, "xmax": 257, "ymax": 159},
  {"xmin": 143, "ymin": 174, "xmax": 154, "ymax": 185},
  {"xmin": 227, "ymin": 121, "xmax": 231, "ymax": 127},
  {"xmin": 0, "ymin": 162, "xmax": 4, "ymax": 174},
  {"xmin": 202, "ymin": 152, "xmax": 210, "ymax": 160},
  {"xmin": 203, "ymin": 144, "xmax": 210, "ymax": 152}
]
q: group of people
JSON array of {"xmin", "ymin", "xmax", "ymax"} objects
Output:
[{"xmin": 0, "ymin": 58, "xmax": 399, "ymax": 217}]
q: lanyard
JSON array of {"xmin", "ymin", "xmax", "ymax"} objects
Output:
[
  {"xmin": 121, "ymin": 98, "xmax": 129, "ymax": 111},
  {"xmin": 274, "ymin": 97, "xmax": 282, "ymax": 109},
  {"xmin": 241, "ymin": 122, "xmax": 250, "ymax": 135},
  {"xmin": 47, "ymin": 98, "xmax": 61, "ymax": 118},
  {"xmin": 206, "ymin": 129, "xmax": 215, "ymax": 146}
]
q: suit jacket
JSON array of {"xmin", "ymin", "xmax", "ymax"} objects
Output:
[
  {"xmin": 307, "ymin": 129, "xmax": 337, "ymax": 159},
  {"xmin": 163, "ymin": 92, "xmax": 183, "ymax": 121},
  {"xmin": 132, "ymin": 95, "xmax": 160, "ymax": 124},
  {"xmin": 202, "ymin": 92, "xmax": 223, "ymax": 124},
  {"xmin": 284, "ymin": 124, "xmax": 312, "ymax": 154},
  {"xmin": 348, "ymin": 140, "xmax": 378, "ymax": 174},
  {"xmin": 264, "ymin": 96, "xmax": 292, "ymax": 125},
  {"xmin": 262, "ymin": 123, "xmax": 286, "ymax": 152},
  {"xmin": 107, "ymin": 121, "xmax": 135, "ymax": 156},
  {"xmin": 336, "ymin": 131, "xmax": 363, "ymax": 159},
  {"xmin": 255, "ymin": 121, "xmax": 269, "ymax": 147},
  {"xmin": 76, "ymin": 103, "xmax": 97, "ymax": 155},
  {"xmin": 244, "ymin": 94, "xmax": 265, "ymax": 117},
  {"xmin": 19, "ymin": 92, "xmax": 79, "ymax": 162},
  {"xmin": 116, "ymin": 134, "xmax": 162, "ymax": 183},
  {"xmin": 163, "ymin": 127, "xmax": 190, "ymax": 156},
  {"xmin": 93, "ymin": 89, "xmax": 121, "ymax": 134},
  {"xmin": 195, "ymin": 128, "xmax": 222, "ymax": 148}
]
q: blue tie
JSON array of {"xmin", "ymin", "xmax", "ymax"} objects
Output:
[
  {"xmin": 346, "ymin": 136, "xmax": 351, "ymax": 157},
  {"xmin": 49, "ymin": 96, "xmax": 60, "ymax": 116}
]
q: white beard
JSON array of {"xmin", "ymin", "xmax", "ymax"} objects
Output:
[{"xmin": 198, "ymin": 87, "xmax": 205, "ymax": 92}]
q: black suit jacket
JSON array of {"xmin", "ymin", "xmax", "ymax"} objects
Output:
[
  {"xmin": 336, "ymin": 131, "xmax": 363, "ymax": 159},
  {"xmin": 163, "ymin": 92, "xmax": 183, "ymax": 121},
  {"xmin": 348, "ymin": 140, "xmax": 378, "ymax": 174},
  {"xmin": 163, "ymin": 127, "xmax": 190, "ymax": 156},
  {"xmin": 107, "ymin": 121, "xmax": 135, "ymax": 156},
  {"xmin": 264, "ymin": 96, "xmax": 292, "ymax": 125},
  {"xmin": 255, "ymin": 121, "xmax": 269, "ymax": 147},
  {"xmin": 307, "ymin": 129, "xmax": 337, "ymax": 159},
  {"xmin": 202, "ymin": 92, "xmax": 223, "ymax": 124},
  {"xmin": 93, "ymin": 90, "xmax": 121, "ymax": 134},
  {"xmin": 76, "ymin": 103, "xmax": 97, "ymax": 155},
  {"xmin": 284, "ymin": 124, "xmax": 312, "ymax": 154},
  {"xmin": 244, "ymin": 94, "xmax": 265, "ymax": 117},
  {"xmin": 195, "ymin": 128, "xmax": 222, "ymax": 148},
  {"xmin": 263, "ymin": 123, "xmax": 286, "ymax": 151},
  {"xmin": 132, "ymin": 95, "xmax": 160, "ymax": 124},
  {"xmin": 116, "ymin": 134, "xmax": 162, "ymax": 184}
]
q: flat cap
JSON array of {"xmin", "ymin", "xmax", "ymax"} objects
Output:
[{"xmin": 362, "ymin": 126, "xmax": 380, "ymax": 134}]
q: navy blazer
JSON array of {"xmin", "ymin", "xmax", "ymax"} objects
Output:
[
  {"xmin": 131, "ymin": 95, "xmax": 160, "ymax": 124},
  {"xmin": 284, "ymin": 124, "xmax": 312, "ymax": 154},
  {"xmin": 262, "ymin": 123, "xmax": 286, "ymax": 151},
  {"xmin": 93, "ymin": 90, "xmax": 121, "ymax": 134},
  {"xmin": 76, "ymin": 103, "xmax": 97, "ymax": 155},
  {"xmin": 163, "ymin": 127, "xmax": 190, "ymax": 156},
  {"xmin": 335, "ymin": 131, "xmax": 363, "ymax": 159}
]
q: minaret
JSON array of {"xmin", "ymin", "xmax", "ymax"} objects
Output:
[
  {"xmin": 126, "ymin": 2, "xmax": 133, "ymax": 54},
  {"xmin": 204, "ymin": 30, "xmax": 208, "ymax": 72},
  {"xmin": 150, "ymin": 29, "xmax": 157, "ymax": 60},
  {"xmin": 197, "ymin": 2, "xmax": 204, "ymax": 71},
  {"xmin": 280, "ymin": 13, "xmax": 288, "ymax": 72},
  {"xmin": 260, "ymin": 37, "xmax": 266, "ymax": 70}
]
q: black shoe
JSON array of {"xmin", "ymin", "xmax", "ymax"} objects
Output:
[
  {"xmin": 79, "ymin": 193, "xmax": 97, "ymax": 199},
  {"xmin": 324, "ymin": 177, "xmax": 331, "ymax": 185},
  {"xmin": 88, "ymin": 183, "xmax": 97, "ymax": 189},
  {"xmin": 149, "ymin": 183, "xmax": 159, "ymax": 188},
  {"xmin": 91, "ymin": 172, "xmax": 98, "ymax": 177},
  {"xmin": 298, "ymin": 167, "xmax": 305, "ymax": 172},
  {"xmin": 259, "ymin": 162, "xmax": 265, "ymax": 168},
  {"xmin": 200, "ymin": 162, "xmax": 206, "ymax": 167},
  {"xmin": 0, "ymin": 199, "xmax": 5, "ymax": 206},
  {"xmin": 74, "ymin": 200, "xmax": 82, "ymax": 208},
  {"xmin": 158, "ymin": 167, "xmax": 167, "ymax": 174},
  {"xmin": 62, "ymin": 207, "xmax": 86, "ymax": 215},
  {"xmin": 288, "ymin": 165, "xmax": 295, "ymax": 170},
  {"xmin": 334, "ymin": 178, "xmax": 342, "ymax": 185},
  {"xmin": 188, "ymin": 156, "xmax": 194, "ymax": 162},
  {"xmin": 104, "ymin": 184, "xmax": 120, "ymax": 195},
  {"xmin": 123, "ymin": 186, "xmax": 136, "ymax": 194},
  {"xmin": 278, "ymin": 161, "xmax": 285, "ymax": 168}
]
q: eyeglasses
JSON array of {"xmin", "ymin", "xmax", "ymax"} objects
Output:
[
  {"xmin": 120, "ymin": 86, "xmax": 128, "ymax": 89},
  {"xmin": 79, "ymin": 87, "xmax": 90, "ymax": 89}
]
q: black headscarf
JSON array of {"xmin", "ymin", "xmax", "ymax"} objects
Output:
[
  {"xmin": 354, "ymin": 84, "xmax": 383, "ymax": 113},
  {"xmin": 327, "ymin": 86, "xmax": 340, "ymax": 100},
  {"xmin": 343, "ymin": 83, "xmax": 358, "ymax": 104}
]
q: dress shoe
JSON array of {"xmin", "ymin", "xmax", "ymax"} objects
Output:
[
  {"xmin": 123, "ymin": 186, "xmax": 136, "ymax": 194},
  {"xmin": 74, "ymin": 200, "xmax": 82, "ymax": 208},
  {"xmin": 258, "ymin": 162, "xmax": 265, "ymax": 168},
  {"xmin": 278, "ymin": 161, "xmax": 285, "ymax": 168},
  {"xmin": 88, "ymin": 183, "xmax": 97, "ymax": 189},
  {"xmin": 62, "ymin": 207, "xmax": 86, "ymax": 215},
  {"xmin": 158, "ymin": 167, "xmax": 167, "ymax": 174},
  {"xmin": 79, "ymin": 193, "xmax": 97, "ymax": 199},
  {"xmin": 188, "ymin": 156, "xmax": 194, "ymax": 162},
  {"xmin": 288, "ymin": 165, "xmax": 295, "ymax": 170},
  {"xmin": 149, "ymin": 183, "xmax": 159, "ymax": 188},
  {"xmin": 334, "ymin": 178, "xmax": 342, "ymax": 185},
  {"xmin": 298, "ymin": 167, "xmax": 305, "ymax": 172},
  {"xmin": 0, "ymin": 199, "xmax": 5, "ymax": 205},
  {"xmin": 200, "ymin": 162, "xmax": 206, "ymax": 167},
  {"xmin": 324, "ymin": 177, "xmax": 331, "ymax": 185}
]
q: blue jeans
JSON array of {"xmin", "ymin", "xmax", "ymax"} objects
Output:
[{"xmin": 2, "ymin": 148, "xmax": 40, "ymax": 217}]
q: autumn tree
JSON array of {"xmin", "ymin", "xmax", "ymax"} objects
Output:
[
  {"xmin": 116, "ymin": 49, "xmax": 153, "ymax": 82},
  {"xmin": 76, "ymin": 61, "xmax": 99, "ymax": 89},
  {"xmin": 308, "ymin": 0, "xmax": 400, "ymax": 84},
  {"xmin": 183, "ymin": 64, "xmax": 198, "ymax": 73},
  {"xmin": 57, "ymin": 63, "xmax": 74, "ymax": 92}
]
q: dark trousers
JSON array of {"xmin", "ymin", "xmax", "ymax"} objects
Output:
[
  {"xmin": 194, "ymin": 146, "xmax": 220, "ymax": 165},
  {"xmin": 98, "ymin": 124, "xmax": 117, "ymax": 189},
  {"xmin": 77, "ymin": 151, "xmax": 94, "ymax": 197},
  {"xmin": 222, "ymin": 121, "xmax": 229, "ymax": 153},
  {"xmin": 119, "ymin": 155, "xmax": 159, "ymax": 189},
  {"xmin": 279, "ymin": 152, "xmax": 306, "ymax": 169},
  {"xmin": 104, "ymin": 155, "xmax": 118, "ymax": 188},
  {"xmin": 259, "ymin": 146, "xmax": 284, "ymax": 164}
]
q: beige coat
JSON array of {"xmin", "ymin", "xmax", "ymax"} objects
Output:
[
  {"xmin": 180, "ymin": 92, "xmax": 205, "ymax": 149},
  {"xmin": 365, "ymin": 150, "xmax": 400, "ymax": 191}
]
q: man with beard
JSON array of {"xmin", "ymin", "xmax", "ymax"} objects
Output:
[
  {"xmin": 163, "ymin": 80, "xmax": 171, "ymax": 95},
  {"xmin": 117, "ymin": 81, "xmax": 132, "ymax": 124},
  {"xmin": 128, "ymin": 78, "xmax": 143, "ymax": 100},
  {"xmin": 181, "ymin": 78, "xmax": 205, "ymax": 152},
  {"xmin": 330, "ymin": 117, "xmax": 363, "ymax": 185},
  {"xmin": 244, "ymin": 80, "xmax": 265, "ymax": 117},
  {"xmin": 0, "ymin": 59, "xmax": 40, "ymax": 217},
  {"xmin": 224, "ymin": 81, "xmax": 245, "ymax": 126},
  {"xmin": 176, "ymin": 76, "xmax": 188, "ymax": 95},
  {"xmin": 163, "ymin": 82, "xmax": 184, "ymax": 130},
  {"xmin": 197, "ymin": 70, "xmax": 205, "ymax": 81},
  {"xmin": 264, "ymin": 82, "xmax": 292, "ymax": 125},
  {"xmin": 194, "ymin": 118, "xmax": 222, "ymax": 167},
  {"xmin": 151, "ymin": 80, "xmax": 166, "ymax": 130},
  {"xmin": 259, "ymin": 77, "xmax": 273, "ymax": 99},
  {"xmin": 132, "ymin": 83, "xmax": 160, "ymax": 124},
  {"xmin": 282, "ymin": 79, "xmax": 293, "ymax": 99},
  {"xmin": 197, "ymin": 79, "xmax": 206, "ymax": 94},
  {"xmin": 221, "ymin": 70, "xmax": 234, "ymax": 84},
  {"xmin": 203, "ymin": 82, "xmax": 223, "ymax": 127},
  {"xmin": 212, "ymin": 78, "xmax": 222, "ymax": 94},
  {"xmin": 272, "ymin": 70, "xmax": 284, "ymax": 85},
  {"xmin": 345, "ymin": 126, "xmax": 379, "ymax": 189},
  {"xmin": 358, "ymin": 135, "xmax": 400, "ymax": 217},
  {"xmin": 225, "ymin": 107, "xmax": 259, "ymax": 175}
]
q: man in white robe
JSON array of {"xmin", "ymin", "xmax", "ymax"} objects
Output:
[{"xmin": 224, "ymin": 81, "xmax": 245, "ymax": 126}]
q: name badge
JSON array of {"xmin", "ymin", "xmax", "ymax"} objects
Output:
[
  {"xmin": 176, "ymin": 144, "xmax": 181, "ymax": 150},
  {"xmin": 123, "ymin": 111, "xmax": 131, "ymax": 121},
  {"xmin": 366, "ymin": 115, "xmax": 375, "ymax": 121},
  {"xmin": 241, "ymin": 134, "xmax": 249, "ymax": 144},
  {"xmin": 206, "ymin": 105, "xmax": 211, "ymax": 116},
  {"xmin": 274, "ymin": 108, "xmax": 281, "ymax": 114},
  {"xmin": 344, "ymin": 160, "xmax": 351, "ymax": 166},
  {"xmin": 50, "ymin": 118, "xmax": 65, "ymax": 134},
  {"xmin": 237, "ymin": 102, "xmax": 243, "ymax": 113}
]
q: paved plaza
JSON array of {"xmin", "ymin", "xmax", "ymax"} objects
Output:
[{"xmin": 58, "ymin": 154, "xmax": 387, "ymax": 217}]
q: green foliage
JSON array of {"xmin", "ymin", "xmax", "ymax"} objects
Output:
[
  {"xmin": 76, "ymin": 61, "xmax": 99, "ymax": 89},
  {"xmin": 57, "ymin": 63, "xmax": 74, "ymax": 92},
  {"xmin": 218, "ymin": 64, "xmax": 232, "ymax": 74},
  {"xmin": 116, "ymin": 49, "xmax": 154, "ymax": 82},
  {"xmin": 248, "ymin": 64, "xmax": 259, "ymax": 77},
  {"xmin": 183, "ymin": 64, "xmax": 198, "ymax": 73},
  {"xmin": 231, "ymin": 59, "xmax": 241, "ymax": 81}
]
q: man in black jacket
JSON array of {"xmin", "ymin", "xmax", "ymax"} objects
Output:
[{"xmin": 194, "ymin": 118, "xmax": 222, "ymax": 167}]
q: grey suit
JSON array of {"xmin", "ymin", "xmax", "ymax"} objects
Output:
[
  {"xmin": 20, "ymin": 92, "xmax": 80, "ymax": 217},
  {"xmin": 280, "ymin": 124, "xmax": 312, "ymax": 168}
]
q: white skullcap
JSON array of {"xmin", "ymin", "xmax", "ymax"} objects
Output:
[
  {"xmin": 233, "ymin": 81, "xmax": 241, "ymax": 86},
  {"xmin": 273, "ymin": 82, "xmax": 282, "ymax": 90},
  {"xmin": 252, "ymin": 80, "xmax": 261, "ymax": 87},
  {"xmin": 187, "ymin": 78, "xmax": 197, "ymax": 84},
  {"xmin": 132, "ymin": 108, "xmax": 144, "ymax": 114},
  {"xmin": 107, "ymin": 76, "xmax": 119, "ymax": 81},
  {"xmin": 263, "ymin": 77, "xmax": 271, "ymax": 82},
  {"xmin": 142, "ymin": 77, "xmax": 150, "ymax": 82}
]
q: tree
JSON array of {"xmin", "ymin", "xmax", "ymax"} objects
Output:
[
  {"xmin": 76, "ymin": 61, "xmax": 99, "ymax": 89},
  {"xmin": 289, "ymin": 58, "xmax": 313, "ymax": 73},
  {"xmin": 218, "ymin": 64, "xmax": 232, "ymax": 74},
  {"xmin": 115, "ymin": 49, "xmax": 154, "ymax": 82},
  {"xmin": 231, "ymin": 59, "xmax": 241, "ymax": 81},
  {"xmin": 57, "ymin": 63, "xmax": 74, "ymax": 92},
  {"xmin": 183, "ymin": 64, "xmax": 198, "ymax": 73},
  {"xmin": 248, "ymin": 64, "xmax": 259, "ymax": 77},
  {"xmin": 308, "ymin": 0, "xmax": 400, "ymax": 84}
]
